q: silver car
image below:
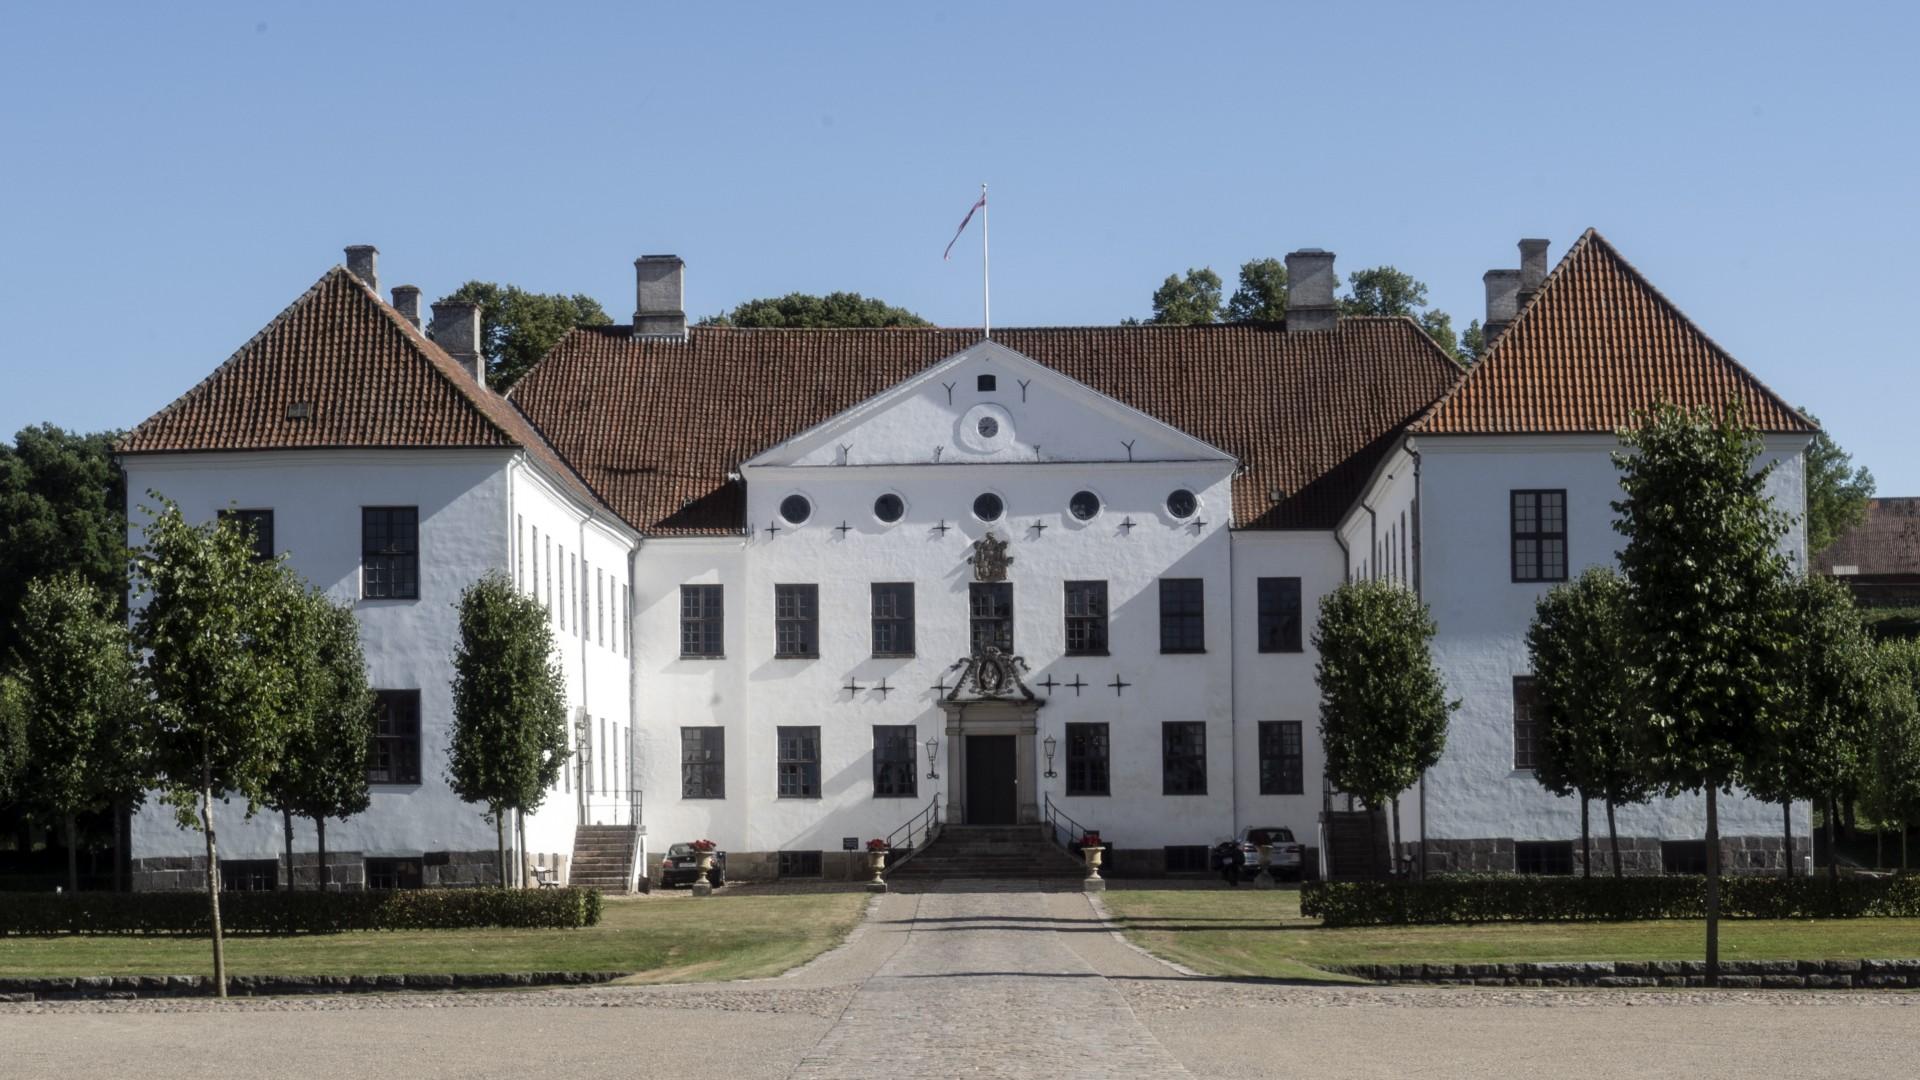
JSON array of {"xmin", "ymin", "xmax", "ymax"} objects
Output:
[{"xmin": 1223, "ymin": 826, "xmax": 1304, "ymax": 881}]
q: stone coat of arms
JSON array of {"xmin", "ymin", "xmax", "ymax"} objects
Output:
[{"xmin": 970, "ymin": 531, "xmax": 1013, "ymax": 582}]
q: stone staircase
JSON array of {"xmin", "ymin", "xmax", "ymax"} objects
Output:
[
  {"xmin": 568, "ymin": 824, "xmax": 642, "ymax": 893},
  {"xmin": 886, "ymin": 824, "xmax": 1087, "ymax": 880}
]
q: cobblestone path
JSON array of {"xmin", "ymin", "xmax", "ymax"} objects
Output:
[{"xmin": 787, "ymin": 882, "xmax": 1192, "ymax": 1079}]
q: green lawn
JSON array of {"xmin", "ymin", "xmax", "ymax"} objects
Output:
[
  {"xmin": 1103, "ymin": 888, "xmax": 1920, "ymax": 982},
  {"xmin": 0, "ymin": 892, "xmax": 868, "ymax": 984}
]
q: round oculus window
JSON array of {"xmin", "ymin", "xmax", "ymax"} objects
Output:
[
  {"xmin": 779, "ymin": 494, "xmax": 812, "ymax": 525},
  {"xmin": 873, "ymin": 493, "xmax": 905, "ymax": 524},
  {"xmin": 972, "ymin": 492, "xmax": 1005, "ymax": 522},
  {"xmin": 976, "ymin": 415, "xmax": 1000, "ymax": 439},
  {"xmin": 1068, "ymin": 490, "xmax": 1101, "ymax": 521},
  {"xmin": 1166, "ymin": 488, "xmax": 1198, "ymax": 519}
]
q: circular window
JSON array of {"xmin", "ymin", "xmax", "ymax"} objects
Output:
[
  {"xmin": 977, "ymin": 415, "xmax": 1000, "ymax": 439},
  {"xmin": 972, "ymin": 492, "xmax": 1005, "ymax": 522},
  {"xmin": 1166, "ymin": 489, "xmax": 1198, "ymax": 519},
  {"xmin": 873, "ymin": 493, "xmax": 905, "ymax": 524},
  {"xmin": 1068, "ymin": 490, "xmax": 1101, "ymax": 521},
  {"xmin": 779, "ymin": 494, "xmax": 812, "ymax": 525}
]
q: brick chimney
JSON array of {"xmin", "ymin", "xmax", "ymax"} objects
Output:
[
  {"xmin": 344, "ymin": 245, "xmax": 378, "ymax": 294},
  {"xmin": 634, "ymin": 255, "xmax": 686, "ymax": 339},
  {"xmin": 1517, "ymin": 238, "xmax": 1550, "ymax": 310},
  {"xmin": 430, "ymin": 300, "xmax": 485, "ymax": 388},
  {"xmin": 1283, "ymin": 249, "xmax": 1337, "ymax": 333},
  {"xmin": 1483, "ymin": 269, "xmax": 1522, "ymax": 343},
  {"xmin": 390, "ymin": 285, "xmax": 422, "ymax": 330}
]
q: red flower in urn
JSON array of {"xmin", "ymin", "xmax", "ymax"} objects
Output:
[
  {"xmin": 866, "ymin": 838, "xmax": 891, "ymax": 852},
  {"xmin": 689, "ymin": 838, "xmax": 717, "ymax": 852},
  {"xmin": 1079, "ymin": 831, "xmax": 1103, "ymax": 848}
]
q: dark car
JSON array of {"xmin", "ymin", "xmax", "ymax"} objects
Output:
[{"xmin": 660, "ymin": 843, "xmax": 727, "ymax": 888}]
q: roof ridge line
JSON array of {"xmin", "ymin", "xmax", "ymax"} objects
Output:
[{"xmin": 342, "ymin": 272, "xmax": 522, "ymax": 449}]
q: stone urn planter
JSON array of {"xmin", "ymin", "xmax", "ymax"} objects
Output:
[
  {"xmin": 691, "ymin": 840, "xmax": 717, "ymax": 897},
  {"xmin": 1080, "ymin": 832, "xmax": 1106, "ymax": 894},
  {"xmin": 865, "ymin": 841, "xmax": 890, "ymax": 894}
]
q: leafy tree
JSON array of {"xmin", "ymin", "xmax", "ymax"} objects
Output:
[
  {"xmin": 131, "ymin": 498, "xmax": 296, "ymax": 997},
  {"xmin": 1800, "ymin": 412, "xmax": 1875, "ymax": 555},
  {"xmin": 1223, "ymin": 258, "xmax": 1288, "ymax": 323},
  {"xmin": 0, "ymin": 677, "xmax": 28, "ymax": 802},
  {"xmin": 263, "ymin": 588, "xmax": 372, "ymax": 891},
  {"xmin": 1147, "ymin": 268, "xmax": 1224, "ymax": 325},
  {"xmin": 1417, "ymin": 310, "xmax": 1461, "ymax": 362},
  {"xmin": 1613, "ymin": 400, "xmax": 1794, "ymax": 985},
  {"xmin": 7, "ymin": 574, "xmax": 146, "ymax": 893},
  {"xmin": 698, "ymin": 292, "xmax": 930, "ymax": 329},
  {"xmin": 1525, "ymin": 567, "xmax": 1654, "ymax": 878},
  {"xmin": 1738, "ymin": 574, "xmax": 1874, "ymax": 879},
  {"xmin": 448, "ymin": 572, "xmax": 569, "ymax": 888},
  {"xmin": 1313, "ymin": 579, "xmax": 1456, "ymax": 877},
  {"xmin": 438, "ymin": 282, "xmax": 612, "ymax": 393},
  {"xmin": 1460, "ymin": 320, "xmax": 1486, "ymax": 365},
  {"xmin": 1863, "ymin": 640, "xmax": 1920, "ymax": 872},
  {"xmin": 1338, "ymin": 266, "xmax": 1467, "ymax": 364},
  {"xmin": 0, "ymin": 426, "xmax": 127, "ymax": 663}
]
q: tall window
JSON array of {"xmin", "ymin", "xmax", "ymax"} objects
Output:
[
  {"xmin": 774, "ymin": 584, "xmax": 820, "ymax": 657},
  {"xmin": 1258, "ymin": 720, "xmax": 1304, "ymax": 795},
  {"xmin": 1159, "ymin": 578, "xmax": 1205, "ymax": 653},
  {"xmin": 681, "ymin": 727, "xmax": 724, "ymax": 798},
  {"xmin": 543, "ymin": 534, "xmax": 552, "ymax": 613},
  {"xmin": 1065, "ymin": 723, "xmax": 1110, "ymax": 796},
  {"xmin": 558, "ymin": 547, "xmax": 568, "ymax": 630},
  {"xmin": 1161, "ymin": 721, "xmax": 1207, "ymax": 795},
  {"xmin": 872, "ymin": 725, "xmax": 917, "ymax": 798},
  {"xmin": 1257, "ymin": 577, "xmax": 1303, "ymax": 653},
  {"xmin": 1513, "ymin": 676, "xmax": 1543, "ymax": 771},
  {"xmin": 680, "ymin": 584, "xmax": 724, "ymax": 657},
  {"xmin": 1064, "ymin": 580, "xmax": 1109, "ymax": 655},
  {"xmin": 220, "ymin": 509, "xmax": 275, "ymax": 563},
  {"xmin": 368, "ymin": 690, "xmax": 421, "ymax": 784},
  {"xmin": 871, "ymin": 583, "xmax": 915, "ymax": 657},
  {"xmin": 1511, "ymin": 490, "xmax": 1568, "ymax": 582},
  {"xmin": 596, "ymin": 568, "xmax": 605, "ymax": 646},
  {"xmin": 777, "ymin": 726, "xmax": 821, "ymax": 798},
  {"xmin": 969, "ymin": 582, "xmax": 1013, "ymax": 653},
  {"xmin": 361, "ymin": 507, "xmax": 419, "ymax": 599}
]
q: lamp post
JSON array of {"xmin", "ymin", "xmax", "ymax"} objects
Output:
[
  {"xmin": 1042, "ymin": 733, "xmax": 1058, "ymax": 779},
  {"xmin": 925, "ymin": 735, "xmax": 940, "ymax": 780}
]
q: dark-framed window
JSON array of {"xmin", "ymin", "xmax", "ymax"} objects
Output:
[
  {"xmin": 777, "ymin": 726, "xmax": 820, "ymax": 798},
  {"xmin": 873, "ymin": 725, "xmax": 917, "ymax": 798},
  {"xmin": 1512, "ymin": 676, "xmax": 1543, "ymax": 772},
  {"xmin": 1258, "ymin": 720, "xmax": 1304, "ymax": 795},
  {"xmin": 1257, "ymin": 577, "xmax": 1303, "ymax": 653},
  {"xmin": 361, "ymin": 507, "xmax": 419, "ymax": 599},
  {"xmin": 774, "ymin": 584, "xmax": 819, "ymax": 658},
  {"xmin": 778, "ymin": 850, "xmax": 822, "ymax": 877},
  {"xmin": 1065, "ymin": 723, "xmax": 1110, "ymax": 796},
  {"xmin": 1159, "ymin": 578, "xmax": 1205, "ymax": 654},
  {"xmin": 1516, "ymin": 840, "xmax": 1575, "ymax": 876},
  {"xmin": 220, "ymin": 859, "xmax": 278, "ymax": 892},
  {"xmin": 219, "ymin": 509, "xmax": 275, "ymax": 563},
  {"xmin": 365, "ymin": 857, "xmax": 424, "ymax": 890},
  {"xmin": 680, "ymin": 584, "xmax": 723, "ymax": 658},
  {"xmin": 1511, "ymin": 489, "xmax": 1568, "ymax": 583},
  {"xmin": 1064, "ymin": 580, "xmax": 1109, "ymax": 655},
  {"xmin": 1661, "ymin": 840, "xmax": 1708, "ymax": 875},
  {"xmin": 969, "ymin": 582, "xmax": 1013, "ymax": 654},
  {"xmin": 1161, "ymin": 721, "xmax": 1207, "ymax": 795},
  {"xmin": 368, "ymin": 690, "xmax": 421, "ymax": 785},
  {"xmin": 680, "ymin": 727, "xmax": 724, "ymax": 799},
  {"xmin": 871, "ymin": 583, "xmax": 915, "ymax": 657}
]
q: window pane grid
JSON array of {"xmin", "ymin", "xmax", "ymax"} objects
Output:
[
  {"xmin": 1257, "ymin": 577, "xmax": 1302, "ymax": 653},
  {"xmin": 1064, "ymin": 580, "xmax": 1109, "ymax": 655},
  {"xmin": 1161, "ymin": 721, "xmax": 1207, "ymax": 795},
  {"xmin": 1159, "ymin": 578, "xmax": 1205, "ymax": 653},
  {"xmin": 1513, "ymin": 677, "xmax": 1543, "ymax": 771},
  {"xmin": 680, "ymin": 585, "xmax": 723, "ymax": 657},
  {"xmin": 774, "ymin": 584, "xmax": 819, "ymax": 657},
  {"xmin": 368, "ymin": 690, "xmax": 421, "ymax": 784},
  {"xmin": 872, "ymin": 725, "xmax": 917, "ymax": 798},
  {"xmin": 777, "ymin": 726, "xmax": 821, "ymax": 798},
  {"xmin": 871, "ymin": 583, "xmax": 915, "ymax": 657},
  {"xmin": 1511, "ymin": 490, "xmax": 1568, "ymax": 582},
  {"xmin": 680, "ymin": 727, "xmax": 724, "ymax": 799},
  {"xmin": 1258, "ymin": 720, "xmax": 1304, "ymax": 795},
  {"xmin": 1065, "ymin": 723, "xmax": 1110, "ymax": 796},
  {"xmin": 361, "ymin": 508, "xmax": 419, "ymax": 599},
  {"xmin": 969, "ymin": 582, "xmax": 1013, "ymax": 653}
]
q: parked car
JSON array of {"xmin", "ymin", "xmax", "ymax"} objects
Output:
[
  {"xmin": 660, "ymin": 843, "xmax": 727, "ymax": 888},
  {"xmin": 1217, "ymin": 826, "xmax": 1304, "ymax": 881}
]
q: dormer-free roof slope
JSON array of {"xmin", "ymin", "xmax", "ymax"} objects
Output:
[
  {"xmin": 1413, "ymin": 229, "xmax": 1815, "ymax": 436},
  {"xmin": 508, "ymin": 319, "xmax": 1462, "ymax": 535}
]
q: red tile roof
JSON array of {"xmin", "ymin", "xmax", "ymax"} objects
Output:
[
  {"xmin": 1817, "ymin": 498, "xmax": 1920, "ymax": 576},
  {"xmin": 507, "ymin": 320, "xmax": 1463, "ymax": 535},
  {"xmin": 1413, "ymin": 229, "xmax": 1815, "ymax": 436}
]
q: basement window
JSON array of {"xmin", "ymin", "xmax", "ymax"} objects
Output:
[
  {"xmin": 1163, "ymin": 846, "xmax": 1210, "ymax": 874},
  {"xmin": 1515, "ymin": 840, "xmax": 1575, "ymax": 876},
  {"xmin": 366, "ymin": 857, "xmax": 425, "ymax": 890},
  {"xmin": 1661, "ymin": 840, "xmax": 1708, "ymax": 875},
  {"xmin": 777, "ymin": 851, "xmax": 822, "ymax": 878},
  {"xmin": 219, "ymin": 859, "xmax": 279, "ymax": 892}
]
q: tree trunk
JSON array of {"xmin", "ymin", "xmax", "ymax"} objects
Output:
[
  {"xmin": 1782, "ymin": 799, "xmax": 1794, "ymax": 879},
  {"xmin": 1607, "ymin": 800, "xmax": 1623, "ymax": 879},
  {"xmin": 1826, "ymin": 797, "xmax": 1839, "ymax": 884},
  {"xmin": 282, "ymin": 809, "xmax": 294, "ymax": 891},
  {"xmin": 1390, "ymin": 797, "xmax": 1402, "ymax": 879},
  {"xmin": 496, "ymin": 812, "xmax": 510, "ymax": 888},
  {"xmin": 1903, "ymin": 819, "xmax": 1910, "ymax": 874},
  {"xmin": 64, "ymin": 813, "xmax": 79, "ymax": 894},
  {"xmin": 1580, "ymin": 794, "xmax": 1592, "ymax": 879},
  {"xmin": 316, "ymin": 817, "xmax": 327, "ymax": 892},
  {"xmin": 1705, "ymin": 787, "xmax": 1721, "ymax": 989},
  {"xmin": 200, "ymin": 752, "xmax": 227, "ymax": 1000},
  {"xmin": 113, "ymin": 804, "xmax": 125, "ymax": 894}
]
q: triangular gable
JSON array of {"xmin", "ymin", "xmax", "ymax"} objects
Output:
[
  {"xmin": 745, "ymin": 339, "xmax": 1235, "ymax": 468},
  {"xmin": 1412, "ymin": 229, "xmax": 1815, "ymax": 435}
]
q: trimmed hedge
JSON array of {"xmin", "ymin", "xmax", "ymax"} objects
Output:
[
  {"xmin": 1301, "ymin": 874, "xmax": 1920, "ymax": 927},
  {"xmin": 0, "ymin": 887, "xmax": 602, "ymax": 936}
]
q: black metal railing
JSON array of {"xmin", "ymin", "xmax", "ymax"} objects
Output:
[
  {"xmin": 880, "ymin": 796, "xmax": 944, "ymax": 874},
  {"xmin": 1042, "ymin": 793, "xmax": 1100, "ymax": 859}
]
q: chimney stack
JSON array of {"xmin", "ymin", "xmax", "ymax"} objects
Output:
[
  {"xmin": 1283, "ymin": 249, "xmax": 1337, "ymax": 333},
  {"xmin": 1517, "ymin": 238, "xmax": 1550, "ymax": 310},
  {"xmin": 344, "ymin": 245, "xmax": 378, "ymax": 294},
  {"xmin": 390, "ymin": 285, "xmax": 422, "ymax": 330},
  {"xmin": 1483, "ymin": 269, "xmax": 1522, "ymax": 343},
  {"xmin": 430, "ymin": 300, "xmax": 486, "ymax": 388},
  {"xmin": 633, "ymin": 255, "xmax": 686, "ymax": 339}
]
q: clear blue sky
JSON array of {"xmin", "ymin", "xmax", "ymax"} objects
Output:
[{"xmin": 2, "ymin": 3, "xmax": 1913, "ymax": 492}]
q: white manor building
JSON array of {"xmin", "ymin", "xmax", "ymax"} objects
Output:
[{"xmin": 117, "ymin": 231, "xmax": 1818, "ymax": 889}]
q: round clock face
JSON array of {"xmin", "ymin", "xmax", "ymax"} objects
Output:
[{"xmin": 958, "ymin": 403, "xmax": 1015, "ymax": 454}]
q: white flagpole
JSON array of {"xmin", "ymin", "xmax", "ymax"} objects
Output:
[{"xmin": 981, "ymin": 182, "xmax": 990, "ymax": 338}]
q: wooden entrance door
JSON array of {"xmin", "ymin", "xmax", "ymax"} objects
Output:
[{"xmin": 965, "ymin": 735, "xmax": 1018, "ymax": 824}]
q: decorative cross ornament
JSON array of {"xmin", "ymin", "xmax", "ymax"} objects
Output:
[
  {"xmin": 1118, "ymin": 517, "xmax": 1137, "ymax": 535},
  {"xmin": 834, "ymin": 521, "xmax": 853, "ymax": 538},
  {"xmin": 873, "ymin": 677, "xmax": 894, "ymax": 700},
  {"xmin": 1029, "ymin": 520, "xmax": 1048, "ymax": 536},
  {"xmin": 1066, "ymin": 675, "xmax": 1088, "ymax": 696},
  {"xmin": 1108, "ymin": 675, "xmax": 1132, "ymax": 696},
  {"xmin": 1191, "ymin": 519, "xmax": 1208, "ymax": 533},
  {"xmin": 842, "ymin": 676, "xmax": 864, "ymax": 698},
  {"xmin": 1037, "ymin": 674, "xmax": 1060, "ymax": 695},
  {"xmin": 929, "ymin": 675, "xmax": 953, "ymax": 697},
  {"xmin": 764, "ymin": 520, "xmax": 781, "ymax": 539},
  {"xmin": 932, "ymin": 519, "xmax": 952, "ymax": 537}
]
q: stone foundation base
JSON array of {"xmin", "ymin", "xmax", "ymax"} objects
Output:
[
  {"xmin": 131, "ymin": 850, "xmax": 502, "ymax": 892},
  {"xmin": 1418, "ymin": 835, "xmax": 1811, "ymax": 877},
  {"xmin": 1324, "ymin": 958, "xmax": 1920, "ymax": 989}
]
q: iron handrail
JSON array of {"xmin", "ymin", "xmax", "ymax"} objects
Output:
[
  {"xmin": 882, "ymin": 796, "xmax": 943, "ymax": 867},
  {"xmin": 1042, "ymin": 793, "xmax": 1101, "ymax": 854}
]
